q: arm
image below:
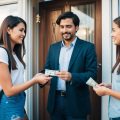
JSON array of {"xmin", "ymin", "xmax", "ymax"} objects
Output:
[
  {"xmin": 107, "ymin": 89, "xmax": 120, "ymax": 99},
  {"xmin": 70, "ymin": 44, "xmax": 97, "ymax": 86},
  {"xmin": 93, "ymin": 85, "xmax": 120, "ymax": 100},
  {"xmin": 0, "ymin": 62, "xmax": 51, "ymax": 97}
]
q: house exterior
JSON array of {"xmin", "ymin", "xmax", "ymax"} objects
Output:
[{"xmin": 0, "ymin": 0, "xmax": 120, "ymax": 120}]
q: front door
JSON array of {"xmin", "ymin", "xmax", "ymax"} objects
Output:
[{"xmin": 39, "ymin": 0, "xmax": 102, "ymax": 120}]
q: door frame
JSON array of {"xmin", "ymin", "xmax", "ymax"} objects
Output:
[{"xmin": 38, "ymin": 0, "xmax": 102, "ymax": 120}]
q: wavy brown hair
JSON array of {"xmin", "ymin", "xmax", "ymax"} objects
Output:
[
  {"xmin": 0, "ymin": 15, "xmax": 26, "ymax": 69},
  {"xmin": 112, "ymin": 16, "xmax": 120, "ymax": 74}
]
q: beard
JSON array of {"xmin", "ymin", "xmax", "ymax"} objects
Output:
[{"xmin": 62, "ymin": 32, "xmax": 74, "ymax": 41}]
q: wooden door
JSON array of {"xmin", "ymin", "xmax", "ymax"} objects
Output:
[{"xmin": 39, "ymin": 0, "xmax": 101, "ymax": 120}]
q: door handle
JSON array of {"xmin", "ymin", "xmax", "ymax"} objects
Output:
[{"xmin": 97, "ymin": 63, "xmax": 102, "ymax": 69}]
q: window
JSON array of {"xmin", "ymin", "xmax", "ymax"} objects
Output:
[{"xmin": 71, "ymin": 3, "xmax": 95, "ymax": 43}]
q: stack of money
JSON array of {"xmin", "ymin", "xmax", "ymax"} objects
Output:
[{"xmin": 86, "ymin": 77, "xmax": 98, "ymax": 87}]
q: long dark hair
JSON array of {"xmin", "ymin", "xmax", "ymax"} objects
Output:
[
  {"xmin": 0, "ymin": 15, "xmax": 26, "ymax": 69},
  {"xmin": 112, "ymin": 16, "xmax": 120, "ymax": 74}
]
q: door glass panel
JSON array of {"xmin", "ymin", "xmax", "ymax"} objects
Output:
[{"xmin": 71, "ymin": 3, "xmax": 95, "ymax": 43}]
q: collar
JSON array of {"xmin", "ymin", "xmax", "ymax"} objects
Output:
[{"xmin": 61, "ymin": 37, "xmax": 77, "ymax": 47}]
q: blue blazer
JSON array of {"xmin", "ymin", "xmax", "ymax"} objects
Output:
[{"xmin": 45, "ymin": 38, "xmax": 97, "ymax": 118}]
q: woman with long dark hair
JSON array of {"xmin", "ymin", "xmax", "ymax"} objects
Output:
[
  {"xmin": 94, "ymin": 16, "xmax": 120, "ymax": 120},
  {"xmin": 0, "ymin": 15, "xmax": 51, "ymax": 120}
]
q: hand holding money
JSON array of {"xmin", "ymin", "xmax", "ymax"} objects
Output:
[
  {"xmin": 86, "ymin": 77, "xmax": 98, "ymax": 87},
  {"xmin": 45, "ymin": 69, "xmax": 58, "ymax": 76},
  {"xmin": 55, "ymin": 71, "xmax": 72, "ymax": 81},
  {"xmin": 93, "ymin": 85, "xmax": 110, "ymax": 96}
]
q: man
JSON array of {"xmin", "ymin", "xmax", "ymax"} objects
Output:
[{"xmin": 45, "ymin": 11, "xmax": 97, "ymax": 120}]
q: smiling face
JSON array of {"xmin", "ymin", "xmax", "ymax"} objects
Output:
[
  {"xmin": 7, "ymin": 22, "xmax": 26, "ymax": 47},
  {"xmin": 112, "ymin": 22, "xmax": 120, "ymax": 45},
  {"xmin": 59, "ymin": 18, "xmax": 79, "ymax": 43}
]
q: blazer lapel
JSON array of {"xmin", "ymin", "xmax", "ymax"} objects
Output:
[
  {"xmin": 68, "ymin": 38, "xmax": 83, "ymax": 70},
  {"xmin": 54, "ymin": 42, "xmax": 61, "ymax": 69}
]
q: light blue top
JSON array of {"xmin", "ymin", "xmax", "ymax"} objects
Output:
[
  {"xmin": 109, "ymin": 64, "xmax": 120, "ymax": 118},
  {"xmin": 57, "ymin": 37, "xmax": 77, "ymax": 90}
]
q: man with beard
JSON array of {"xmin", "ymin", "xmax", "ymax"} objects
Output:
[{"xmin": 45, "ymin": 11, "xmax": 97, "ymax": 120}]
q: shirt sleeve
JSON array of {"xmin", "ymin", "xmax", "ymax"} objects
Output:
[{"xmin": 0, "ymin": 47, "xmax": 9, "ymax": 65}]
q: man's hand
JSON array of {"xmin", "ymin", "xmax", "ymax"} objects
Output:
[{"xmin": 56, "ymin": 71, "xmax": 72, "ymax": 81}]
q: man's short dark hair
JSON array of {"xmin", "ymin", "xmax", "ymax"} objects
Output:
[{"xmin": 56, "ymin": 11, "xmax": 80, "ymax": 26}]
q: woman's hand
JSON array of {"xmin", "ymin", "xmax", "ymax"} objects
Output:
[
  {"xmin": 99, "ymin": 83, "xmax": 112, "ymax": 89},
  {"xmin": 32, "ymin": 73, "xmax": 52, "ymax": 85},
  {"xmin": 93, "ymin": 85, "xmax": 110, "ymax": 96}
]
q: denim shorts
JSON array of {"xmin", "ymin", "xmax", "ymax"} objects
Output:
[{"xmin": 0, "ymin": 92, "xmax": 26, "ymax": 120}]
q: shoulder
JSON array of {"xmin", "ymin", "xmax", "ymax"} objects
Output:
[
  {"xmin": 77, "ymin": 38, "xmax": 94, "ymax": 45},
  {"xmin": 0, "ymin": 47, "xmax": 9, "ymax": 64},
  {"xmin": 49, "ymin": 41, "xmax": 62, "ymax": 49},
  {"xmin": 51, "ymin": 41, "xmax": 62, "ymax": 46},
  {"xmin": 0, "ymin": 47, "xmax": 8, "ymax": 55},
  {"xmin": 76, "ymin": 38, "xmax": 95, "ymax": 48}
]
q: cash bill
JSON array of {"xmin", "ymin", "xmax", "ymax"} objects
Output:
[
  {"xmin": 86, "ymin": 77, "xmax": 98, "ymax": 87},
  {"xmin": 45, "ymin": 69, "xmax": 58, "ymax": 76}
]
